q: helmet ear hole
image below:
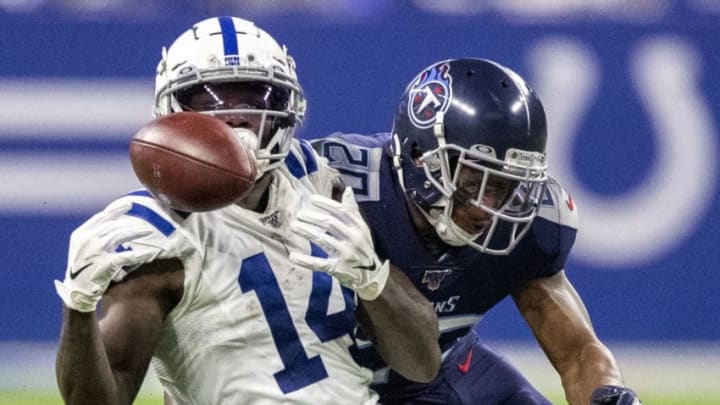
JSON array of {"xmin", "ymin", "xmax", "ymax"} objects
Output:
[{"xmin": 410, "ymin": 142, "xmax": 423, "ymax": 161}]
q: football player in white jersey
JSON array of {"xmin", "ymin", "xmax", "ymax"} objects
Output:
[{"xmin": 54, "ymin": 17, "xmax": 440, "ymax": 405}]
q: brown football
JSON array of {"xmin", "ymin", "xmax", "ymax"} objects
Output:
[{"xmin": 129, "ymin": 112, "xmax": 256, "ymax": 212}]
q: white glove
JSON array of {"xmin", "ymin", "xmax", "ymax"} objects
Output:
[
  {"xmin": 54, "ymin": 202, "xmax": 166, "ymax": 312},
  {"xmin": 289, "ymin": 187, "xmax": 389, "ymax": 301}
]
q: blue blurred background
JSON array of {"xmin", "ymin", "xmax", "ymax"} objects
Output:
[{"xmin": 1, "ymin": 0, "xmax": 718, "ymax": 358}]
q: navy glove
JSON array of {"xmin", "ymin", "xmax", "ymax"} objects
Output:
[{"xmin": 591, "ymin": 385, "xmax": 642, "ymax": 405}]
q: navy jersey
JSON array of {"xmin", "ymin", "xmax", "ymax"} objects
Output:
[{"xmin": 311, "ymin": 132, "xmax": 578, "ymax": 385}]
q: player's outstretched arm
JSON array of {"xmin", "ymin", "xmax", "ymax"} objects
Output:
[
  {"xmin": 290, "ymin": 187, "xmax": 441, "ymax": 382},
  {"xmin": 56, "ymin": 259, "xmax": 183, "ymax": 405},
  {"xmin": 56, "ymin": 307, "xmax": 120, "ymax": 404},
  {"xmin": 356, "ymin": 264, "xmax": 441, "ymax": 382},
  {"xmin": 512, "ymin": 270, "xmax": 641, "ymax": 405},
  {"xmin": 55, "ymin": 202, "xmax": 185, "ymax": 404}
]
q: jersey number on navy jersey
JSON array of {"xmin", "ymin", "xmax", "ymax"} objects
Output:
[
  {"xmin": 316, "ymin": 140, "xmax": 376, "ymax": 200},
  {"xmin": 239, "ymin": 250, "xmax": 355, "ymax": 393}
]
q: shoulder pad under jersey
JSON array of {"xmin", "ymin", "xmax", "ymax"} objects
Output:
[
  {"xmin": 68, "ymin": 191, "xmax": 195, "ymax": 269},
  {"xmin": 284, "ymin": 138, "xmax": 341, "ymax": 198}
]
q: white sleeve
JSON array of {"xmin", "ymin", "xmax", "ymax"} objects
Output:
[{"xmin": 67, "ymin": 196, "xmax": 195, "ymax": 273}]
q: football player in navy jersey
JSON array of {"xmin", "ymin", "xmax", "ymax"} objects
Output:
[
  {"xmin": 54, "ymin": 17, "xmax": 440, "ymax": 405},
  {"xmin": 312, "ymin": 58, "xmax": 641, "ymax": 405}
]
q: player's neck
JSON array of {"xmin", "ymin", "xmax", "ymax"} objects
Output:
[
  {"xmin": 404, "ymin": 194, "xmax": 450, "ymax": 257},
  {"xmin": 236, "ymin": 172, "xmax": 274, "ymax": 212}
]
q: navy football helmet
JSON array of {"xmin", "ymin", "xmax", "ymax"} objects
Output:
[{"xmin": 391, "ymin": 58, "xmax": 548, "ymax": 255}]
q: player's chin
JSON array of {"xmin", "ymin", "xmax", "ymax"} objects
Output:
[
  {"xmin": 456, "ymin": 220, "xmax": 488, "ymax": 236},
  {"xmin": 475, "ymin": 222, "xmax": 491, "ymax": 235}
]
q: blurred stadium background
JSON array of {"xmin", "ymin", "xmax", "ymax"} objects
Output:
[{"xmin": 1, "ymin": 1, "xmax": 718, "ymax": 404}]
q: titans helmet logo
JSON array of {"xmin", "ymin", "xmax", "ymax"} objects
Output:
[{"xmin": 407, "ymin": 62, "xmax": 453, "ymax": 129}]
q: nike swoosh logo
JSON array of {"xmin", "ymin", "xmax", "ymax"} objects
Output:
[
  {"xmin": 354, "ymin": 263, "xmax": 377, "ymax": 271},
  {"xmin": 69, "ymin": 263, "xmax": 92, "ymax": 280},
  {"xmin": 457, "ymin": 347, "xmax": 474, "ymax": 374},
  {"xmin": 566, "ymin": 195, "xmax": 575, "ymax": 211}
]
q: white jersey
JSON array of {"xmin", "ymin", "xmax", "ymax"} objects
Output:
[{"xmin": 71, "ymin": 140, "xmax": 378, "ymax": 405}]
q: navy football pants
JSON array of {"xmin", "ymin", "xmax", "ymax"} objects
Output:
[{"xmin": 374, "ymin": 332, "xmax": 552, "ymax": 405}]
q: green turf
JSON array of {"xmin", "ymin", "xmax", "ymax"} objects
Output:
[
  {"xmin": 2, "ymin": 391, "xmax": 719, "ymax": 404},
  {"xmin": 0, "ymin": 391, "xmax": 164, "ymax": 405}
]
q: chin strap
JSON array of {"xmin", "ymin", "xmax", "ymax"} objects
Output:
[
  {"xmin": 409, "ymin": 195, "xmax": 476, "ymax": 248},
  {"xmin": 435, "ymin": 219, "xmax": 479, "ymax": 247},
  {"xmin": 390, "ymin": 133, "xmax": 406, "ymax": 191},
  {"xmin": 433, "ymin": 111, "xmax": 446, "ymax": 147}
]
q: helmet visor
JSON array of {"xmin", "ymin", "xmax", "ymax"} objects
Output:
[{"xmin": 176, "ymin": 81, "xmax": 290, "ymax": 112}]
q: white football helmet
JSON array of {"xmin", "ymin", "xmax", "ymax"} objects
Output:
[{"xmin": 154, "ymin": 16, "xmax": 306, "ymax": 178}]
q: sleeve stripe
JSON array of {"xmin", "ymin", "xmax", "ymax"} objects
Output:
[
  {"xmin": 285, "ymin": 140, "xmax": 320, "ymax": 179},
  {"xmin": 126, "ymin": 189, "xmax": 152, "ymax": 197},
  {"xmin": 126, "ymin": 202, "xmax": 176, "ymax": 236},
  {"xmin": 299, "ymin": 140, "xmax": 319, "ymax": 174},
  {"xmin": 124, "ymin": 189, "xmax": 191, "ymax": 219},
  {"xmin": 285, "ymin": 149, "xmax": 307, "ymax": 179},
  {"xmin": 310, "ymin": 241, "xmax": 328, "ymax": 258}
]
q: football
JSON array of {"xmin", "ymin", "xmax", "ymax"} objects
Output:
[{"xmin": 129, "ymin": 112, "xmax": 256, "ymax": 212}]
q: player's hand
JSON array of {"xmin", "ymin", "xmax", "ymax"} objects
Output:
[
  {"xmin": 591, "ymin": 385, "xmax": 642, "ymax": 405},
  {"xmin": 54, "ymin": 202, "xmax": 165, "ymax": 313},
  {"xmin": 289, "ymin": 187, "xmax": 389, "ymax": 301}
]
